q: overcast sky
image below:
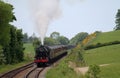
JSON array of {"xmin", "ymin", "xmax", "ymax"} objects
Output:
[{"xmin": 7, "ymin": 0, "xmax": 120, "ymax": 39}]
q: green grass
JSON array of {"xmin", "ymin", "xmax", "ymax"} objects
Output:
[
  {"xmin": 100, "ymin": 63, "xmax": 120, "ymax": 78},
  {"xmin": 46, "ymin": 58, "xmax": 81, "ymax": 78},
  {"xmin": 84, "ymin": 44, "xmax": 120, "ymax": 78},
  {"xmin": 84, "ymin": 44, "xmax": 120, "ymax": 65},
  {"xmin": 23, "ymin": 43, "xmax": 34, "ymax": 54},
  {"xmin": 92, "ymin": 30, "xmax": 120, "ymax": 44},
  {"xmin": 23, "ymin": 43, "xmax": 35, "ymax": 60},
  {"xmin": 0, "ymin": 61, "xmax": 32, "ymax": 74},
  {"xmin": 84, "ymin": 30, "xmax": 120, "ymax": 78}
]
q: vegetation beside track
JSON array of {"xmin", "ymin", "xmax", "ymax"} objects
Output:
[
  {"xmin": 0, "ymin": 61, "xmax": 32, "ymax": 74},
  {"xmin": 46, "ymin": 44, "xmax": 120, "ymax": 78},
  {"xmin": 46, "ymin": 55, "xmax": 82, "ymax": 78},
  {"xmin": 46, "ymin": 30, "xmax": 120, "ymax": 78},
  {"xmin": 0, "ymin": 43, "xmax": 34, "ymax": 74},
  {"xmin": 46, "ymin": 45, "xmax": 84, "ymax": 78}
]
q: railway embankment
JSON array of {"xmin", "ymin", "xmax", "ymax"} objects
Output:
[{"xmin": 46, "ymin": 30, "xmax": 120, "ymax": 78}]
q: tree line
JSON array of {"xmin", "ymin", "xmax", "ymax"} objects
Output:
[
  {"xmin": 22, "ymin": 32, "xmax": 89, "ymax": 48},
  {"xmin": 0, "ymin": 0, "xmax": 24, "ymax": 64}
]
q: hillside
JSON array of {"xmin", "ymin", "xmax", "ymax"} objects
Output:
[
  {"xmin": 91, "ymin": 30, "xmax": 120, "ymax": 45},
  {"xmin": 84, "ymin": 30, "xmax": 120, "ymax": 78},
  {"xmin": 84, "ymin": 44, "xmax": 120, "ymax": 65},
  {"xmin": 84, "ymin": 44, "xmax": 120, "ymax": 78},
  {"xmin": 46, "ymin": 30, "xmax": 120, "ymax": 78}
]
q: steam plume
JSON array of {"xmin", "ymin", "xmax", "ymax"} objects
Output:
[
  {"xmin": 29, "ymin": 0, "xmax": 81, "ymax": 45},
  {"xmin": 29, "ymin": 0, "xmax": 61, "ymax": 45}
]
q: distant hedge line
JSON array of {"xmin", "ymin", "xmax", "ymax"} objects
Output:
[{"xmin": 84, "ymin": 41, "xmax": 120, "ymax": 50}]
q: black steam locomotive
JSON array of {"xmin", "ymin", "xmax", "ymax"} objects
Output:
[{"xmin": 34, "ymin": 45, "xmax": 74, "ymax": 67}]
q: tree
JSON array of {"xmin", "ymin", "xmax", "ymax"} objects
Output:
[
  {"xmin": 0, "ymin": 0, "xmax": 16, "ymax": 46},
  {"xmin": 70, "ymin": 32, "xmax": 88, "ymax": 45},
  {"xmin": 57, "ymin": 36, "xmax": 69, "ymax": 45},
  {"xmin": 114, "ymin": 9, "xmax": 120, "ymax": 30},
  {"xmin": 0, "ymin": 0, "xmax": 15, "ymax": 46},
  {"xmin": 0, "ymin": 0, "xmax": 17, "ymax": 64},
  {"xmin": 0, "ymin": 45, "xmax": 6, "ymax": 64},
  {"xmin": 22, "ymin": 33, "xmax": 28, "ymax": 43},
  {"xmin": 28, "ymin": 33, "xmax": 37, "ymax": 43},
  {"xmin": 33, "ymin": 38, "xmax": 41, "ymax": 49},
  {"xmin": 16, "ymin": 29, "xmax": 24, "ymax": 62},
  {"xmin": 3, "ymin": 26, "xmax": 24, "ymax": 64},
  {"xmin": 8, "ymin": 26, "xmax": 18, "ymax": 63},
  {"xmin": 50, "ymin": 31, "xmax": 60, "ymax": 39},
  {"xmin": 44, "ymin": 37, "xmax": 59, "ymax": 46},
  {"xmin": 0, "ymin": 0, "xmax": 24, "ymax": 64},
  {"xmin": 85, "ymin": 65, "xmax": 100, "ymax": 78}
]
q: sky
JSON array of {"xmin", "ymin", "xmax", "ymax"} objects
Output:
[{"xmin": 6, "ymin": 0, "xmax": 120, "ymax": 39}]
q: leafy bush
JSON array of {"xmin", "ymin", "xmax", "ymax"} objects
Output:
[
  {"xmin": 0, "ymin": 45, "xmax": 6, "ymax": 64},
  {"xmin": 85, "ymin": 65, "xmax": 100, "ymax": 78},
  {"xmin": 67, "ymin": 44, "xmax": 86, "ymax": 67},
  {"xmin": 46, "ymin": 59, "xmax": 80, "ymax": 78}
]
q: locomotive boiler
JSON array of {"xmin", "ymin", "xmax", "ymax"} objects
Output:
[{"xmin": 34, "ymin": 45, "xmax": 68, "ymax": 67}]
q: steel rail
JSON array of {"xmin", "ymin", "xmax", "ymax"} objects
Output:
[
  {"xmin": 35, "ymin": 68, "xmax": 45, "ymax": 78},
  {"xmin": 0, "ymin": 62, "xmax": 34, "ymax": 78},
  {"xmin": 24, "ymin": 67, "xmax": 37, "ymax": 78},
  {"xmin": 24, "ymin": 67, "xmax": 45, "ymax": 78}
]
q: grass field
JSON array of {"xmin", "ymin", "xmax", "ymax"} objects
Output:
[
  {"xmin": 23, "ymin": 43, "xmax": 35, "ymax": 60},
  {"xmin": 91, "ymin": 30, "xmax": 120, "ymax": 44},
  {"xmin": 23, "ymin": 43, "xmax": 34, "ymax": 55},
  {"xmin": 84, "ymin": 44, "xmax": 120, "ymax": 65},
  {"xmin": 84, "ymin": 44, "xmax": 120, "ymax": 78}
]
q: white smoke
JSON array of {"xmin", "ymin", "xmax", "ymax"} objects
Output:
[
  {"xmin": 29, "ymin": 0, "xmax": 82, "ymax": 45},
  {"xmin": 29, "ymin": 0, "xmax": 61, "ymax": 45},
  {"xmin": 65, "ymin": 0, "xmax": 83, "ymax": 4}
]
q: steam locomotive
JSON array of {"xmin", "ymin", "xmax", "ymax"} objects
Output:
[{"xmin": 34, "ymin": 45, "xmax": 74, "ymax": 67}]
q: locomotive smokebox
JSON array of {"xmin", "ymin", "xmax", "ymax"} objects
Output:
[{"xmin": 40, "ymin": 45, "xmax": 44, "ymax": 47}]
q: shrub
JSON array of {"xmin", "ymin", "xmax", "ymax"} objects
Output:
[
  {"xmin": 84, "ymin": 41, "xmax": 120, "ymax": 50},
  {"xmin": 0, "ymin": 45, "xmax": 6, "ymax": 64},
  {"xmin": 85, "ymin": 65, "xmax": 100, "ymax": 78}
]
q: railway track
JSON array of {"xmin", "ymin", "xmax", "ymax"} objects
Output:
[
  {"xmin": 0, "ymin": 46, "xmax": 72, "ymax": 78},
  {"xmin": 24, "ymin": 67, "xmax": 45, "ymax": 78},
  {"xmin": 23, "ymin": 54, "xmax": 66, "ymax": 78},
  {"xmin": 0, "ymin": 62, "xmax": 34, "ymax": 78}
]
